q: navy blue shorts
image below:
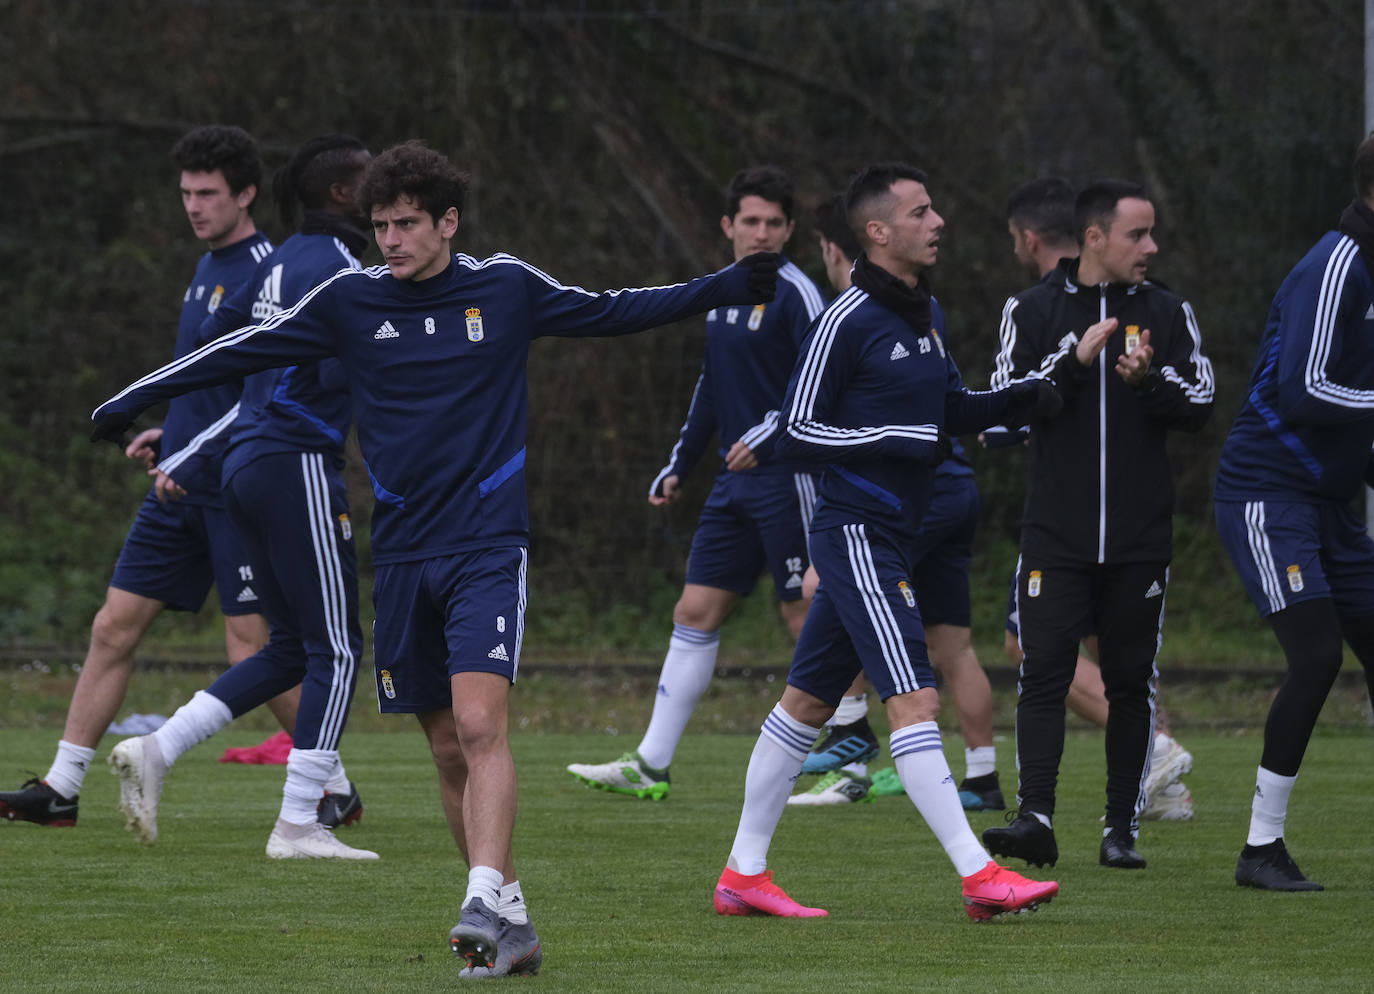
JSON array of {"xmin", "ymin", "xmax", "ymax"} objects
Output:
[
  {"xmin": 371, "ymin": 546, "xmax": 528, "ymax": 713},
  {"xmin": 1215, "ymin": 498, "xmax": 1374, "ymax": 619},
  {"xmin": 684, "ymin": 470, "xmax": 814, "ymax": 599},
  {"xmin": 786, "ymin": 523, "xmax": 936, "ymax": 705},
  {"xmin": 109, "ymin": 492, "xmax": 258, "ymax": 615},
  {"xmin": 908, "ymin": 475, "xmax": 977, "ymax": 628}
]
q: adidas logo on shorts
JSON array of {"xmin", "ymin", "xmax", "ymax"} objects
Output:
[
  {"xmin": 236, "ymin": 586, "xmax": 258, "ymax": 603},
  {"xmin": 1145, "ymin": 580, "xmax": 1164, "ymax": 599},
  {"xmin": 374, "ymin": 320, "xmax": 399, "ymax": 340},
  {"xmin": 487, "ymin": 643, "xmax": 509, "ymax": 661},
  {"xmin": 890, "ymin": 341, "xmax": 910, "ymax": 361}
]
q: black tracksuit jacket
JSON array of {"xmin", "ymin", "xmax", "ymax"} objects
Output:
[{"xmin": 990, "ymin": 258, "xmax": 1215, "ymax": 565}]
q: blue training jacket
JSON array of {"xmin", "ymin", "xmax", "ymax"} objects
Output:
[
  {"xmin": 1214, "ymin": 229, "xmax": 1374, "ymax": 503},
  {"xmin": 156, "ymin": 229, "xmax": 363, "ymax": 489},
  {"xmin": 95, "ymin": 253, "xmax": 767, "ymax": 565},
  {"xmin": 157, "ymin": 233, "xmax": 274, "ymax": 506},
  {"xmin": 650, "ymin": 257, "xmax": 824, "ymax": 489}
]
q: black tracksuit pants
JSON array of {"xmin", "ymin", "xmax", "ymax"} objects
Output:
[{"xmin": 1013, "ymin": 557, "xmax": 1169, "ymax": 831}]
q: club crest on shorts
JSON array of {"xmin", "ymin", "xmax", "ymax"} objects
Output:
[
  {"xmin": 1125, "ymin": 324, "xmax": 1140, "ymax": 353},
  {"xmin": 1286, "ymin": 564, "xmax": 1304, "ymax": 593},
  {"xmin": 380, "ymin": 669, "xmax": 396, "ymax": 699},
  {"xmin": 748, "ymin": 304, "xmax": 765, "ymax": 331},
  {"xmin": 338, "ymin": 513, "xmax": 351, "ymax": 540},
  {"xmin": 465, "ymin": 307, "xmax": 484, "ymax": 342},
  {"xmin": 1028, "ymin": 570, "xmax": 1043, "ymax": 598},
  {"xmin": 897, "ymin": 580, "xmax": 915, "ymax": 608}
]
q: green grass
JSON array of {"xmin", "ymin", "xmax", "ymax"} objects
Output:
[{"xmin": 1, "ymin": 726, "xmax": 1372, "ymax": 992}]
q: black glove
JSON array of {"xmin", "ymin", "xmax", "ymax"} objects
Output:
[
  {"xmin": 90, "ymin": 411, "xmax": 135, "ymax": 446},
  {"xmin": 1004, "ymin": 379, "xmax": 1063, "ymax": 429},
  {"xmin": 736, "ymin": 251, "xmax": 780, "ymax": 302}
]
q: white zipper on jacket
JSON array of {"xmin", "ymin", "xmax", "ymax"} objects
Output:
[{"xmin": 1098, "ymin": 286, "xmax": 1108, "ymax": 564}]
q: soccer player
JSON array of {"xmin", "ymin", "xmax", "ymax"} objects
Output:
[
  {"xmin": 982, "ymin": 180, "xmax": 1214, "ymax": 871},
  {"xmin": 0, "ymin": 124, "xmax": 287, "ymax": 828},
  {"xmin": 1213, "ymin": 132, "xmax": 1374, "ymax": 891},
  {"xmin": 997, "ymin": 177, "xmax": 1195, "ymax": 822},
  {"xmin": 714, "ymin": 162, "xmax": 1061, "ymax": 921},
  {"xmin": 788, "ymin": 194, "xmax": 1004, "ymax": 812},
  {"xmin": 89, "ymin": 140, "xmax": 781, "ymax": 974},
  {"xmin": 107, "ymin": 134, "xmax": 376, "ymax": 859},
  {"xmin": 566, "ymin": 166, "xmax": 824, "ymax": 799}
]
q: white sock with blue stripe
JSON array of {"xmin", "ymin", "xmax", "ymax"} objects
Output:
[
  {"xmin": 891, "ymin": 723, "xmax": 989, "ymax": 877},
  {"xmin": 727, "ymin": 704, "xmax": 821, "ymax": 875},
  {"xmin": 280, "ymin": 747, "xmax": 335, "ymax": 825},
  {"xmin": 637, "ymin": 624, "xmax": 720, "ymax": 770}
]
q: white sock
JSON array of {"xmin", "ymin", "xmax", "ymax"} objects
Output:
[
  {"xmin": 279, "ymin": 747, "xmax": 336, "ymax": 825},
  {"xmin": 636, "ymin": 624, "xmax": 720, "ymax": 770},
  {"xmin": 829, "ymin": 693, "xmax": 868, "ymax": 727},
  {"xmin": 965, "ymin": 745, "xmax": 997, "ymax": 779},
  {"xmin": 325, "ymin": 758, "xmax": 351, "ymax": 795},
  {"xmin": 891, "ymin": 723, "xmax": 989, "ymax": 877},
  {"xmin": 1031, "ymin": 811, "xmax": 1052, "ymax": 829},
  {"xmin": 1247, "ymin": 766, "xmax": 1297, "ymax": 846},
  {"xmin": 152, "ymin": 690, "xmax": 232, "ymax": 766},
  {"xmin": 842, "ymin": 761, "xmax": 869, "ymax": 777},
  {"xmin": 44, "ymin": 741, "xmax": 96, "ymax": 799},
  {"xmin": 465, "ymin": 865, "xmax": 504, "ymax": 911},
  {"xmin": 728, "ymin": 705, "xmax": 820, "ymax": 875},
  {"xmin": 499, "ymin": 880, "xmax": 529, "ymax": 925}
]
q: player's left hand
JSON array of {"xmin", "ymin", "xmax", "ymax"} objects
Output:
[
  {"xmin": 736, "ymin": 251, "xmax": 780, "ymax": 302},
  {"xmin": 725, "ymin": 440, "xmax": 758, "ymax": 472},
  {"xmin": 1004, "ymin": 378, "xmax": 1063, "ymax": 428}
]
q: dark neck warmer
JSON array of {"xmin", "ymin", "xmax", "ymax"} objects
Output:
[
  {"xmin": 850, "ymin": 253, "xmax": 932, "ymax": 334},
  {"xmin": 300, "ymin": 208, "xmax": 371, "ymax": 259},
  {"xmin": 1339, "ymin": 199, "xmax": 1374, "ymax": 287}
]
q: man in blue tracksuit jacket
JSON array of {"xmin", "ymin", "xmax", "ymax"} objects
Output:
[
  {"xmin": 713, "ymin": 162, "xmax": 1060, "ymax": 923},
  {"xmin": 1214, "ymin": 132, "xmax": 1374, "ymax": 892},
  {"xmin": 91, "ymin": 140, "xmax": 780, "ymax": 975},
  {"xmin": 567, "ymin": 166, "xmax": 825, "ymax": 798},
  {"xmin": 106, "ymin": 135, "xmax": 378, "ymax": 860},
  {"xmin": 0, "ymin": 125, "xmax": 279, "ymax": 830}
]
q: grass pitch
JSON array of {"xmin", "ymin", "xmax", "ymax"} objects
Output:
[{"xmin": 0, "ymin": 726, "xmax": 1371, "ymax": 993}]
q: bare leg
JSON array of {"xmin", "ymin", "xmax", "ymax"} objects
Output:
[
  {"xmin": 62, "ymin": 588, "xmax": 164, "ymax": 748},
  {"xmin": 451, "ymin": 671, "xmax": 516, "ymax": 875},
  {"xmin": 927, "ymin": 623, "xmax": 993, "ymax": 749}
]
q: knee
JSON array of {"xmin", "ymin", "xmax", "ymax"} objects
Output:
[
  {"xmin": 428, "ymin": 729, "xmax": 467, "ymax": 775},
  {"xmin": 89, "ymin": 602, "xmax": 145, "ymax": 659}
]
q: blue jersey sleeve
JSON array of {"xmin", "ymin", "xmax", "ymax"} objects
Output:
[
  {"xmin": 524, "ymin": 260, "xmax": 759, "ymax": 340},
  {"xmin": 94, "ymin": 275, "xmax": 344, "ymax": 426},
  {"xmin": 1274, "ymin": 242, "xmax": 1374, "ymax": 425},
  {"xmin": 655, "ymin": 357, "xmax": 717, "ymax": 489}
]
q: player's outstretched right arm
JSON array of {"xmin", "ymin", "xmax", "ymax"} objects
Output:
[{"xmin": 91, "ymin": 273, "xmax": 348, "ymax": 442}]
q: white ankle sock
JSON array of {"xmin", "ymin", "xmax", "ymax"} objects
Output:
[
  {"xmin": 280, "ymin": 747, "xmax": 336, "ymax": 825},
  {"xmin": 830, "ymin": 693, "xmax": 868, "ymax": 727},
  {"xmin": 965, "ymin": 745, "xmax": 997, "ymax": 779},
  {"xmin": 636, "ymin": 624, "xmax": 720, "ymax": 770},
  {"xmin": 499, "ymin": 880, "xmax": 528, "ymax": 924},
  {"xmin": 152, "ymin": 690, "xmax": 232, "ymax": 766},
  {"xmin": 891, "ymin": 723, "xmax": 988, "ymax": 877},
  {"xmin": 45, "ymin": 741, "xmax": 96, "ymax": 799},
  {"xmin": 1247, "ymin": 766, "xmax": 1297, "ymax": 846},
  {"xmin": 728, "ymin": 705, "xmax": 820, "ymax": 875},
  {"xmin": 325, "ymin": 757, "xmax": 351, "ymax": 795},
  {"xmin": 465, "ymin": 865, "xmax": 504, "ymax": 911}
]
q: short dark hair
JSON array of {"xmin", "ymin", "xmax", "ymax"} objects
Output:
[
  {"xmin": 814, "ymin": 193, "xmax": 860, "ymax": 261},
  {"xmin": 171, "ymin": 125, "xmax": 262, "ymax": 204},
  {"xmin": 725, "ymin": 165, "xmax": 795, "ymax": 220},
  {"xmin": 1074, "ymin": 179, "xmax": 1149, "ymax": 244},
  {"xmin": 844, "ymin": 162, "xmax": 928, "ymax": 246},
  {"xmin": 1355, "ymin": 132, "xmax": 1374, "ymax": 201},
  {"xmin": 1006, "ymin": 177, "xmax": 1076, "ymax": 245},
  {"xmin": 358, "ymin": 140, "xmax": 468, "ymax": 225},
  {"xmin": 272, "ymin": 133, "xmax": 369, "ymax": 229}
]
